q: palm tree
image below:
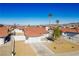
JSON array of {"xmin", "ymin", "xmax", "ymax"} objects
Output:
[
  {"xmin": 48, "ymin": 13, "xmax": 52, "ymax": 28},
  {"xmin": 56, "ymin": 20, "xmax": 59, "ymax": 26}
]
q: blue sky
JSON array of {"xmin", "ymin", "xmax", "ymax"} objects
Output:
[{"xmin": 0, "ymin": 3, "xmax": 79, "ymax": 25}]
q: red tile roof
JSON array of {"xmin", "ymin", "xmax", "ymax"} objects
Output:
[
  {"xmin": 24, "ymin": 26, "xmax": 47, "ymax": 37},
  {"xmin": 0, "ymin": 26, "xmax": 8, "ymax": 37},
  {"xmin": 1, "ymin": 26, "xmax": 79, "ymax": 37},
  {"xmin": 61, "ymin": 28, "xmax": 79, "ymax": 33}
]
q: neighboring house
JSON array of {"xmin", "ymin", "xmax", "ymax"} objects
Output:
[
  {"xmin": 61, "ymin": 28, "xmax": 79, "ymax": 41},
  {"xmin": 24, "ymin": 26, "xmax": 47, "ymax": 37},
  {"xmin": 11, "ymin": 28, "xmax": 26, "ymax": 41},
  {"xmin": 11, "ymin": 28, "xmax": 24, "ymax": 35},
  {"xmin": 0, "ymin": 26, "xmax": 13, "ymax": 56},
  {"xmin": 0, "ymin": 26, "xmax": 8, "ymax": 45},
  {"xmin": 61, "ymin": 28, "xmax": 79, "ymax": 35}
]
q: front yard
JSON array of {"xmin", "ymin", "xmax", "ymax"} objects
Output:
[{"xmin": 44, "ymin": 38, "xmax": 79, "ymax": 54}]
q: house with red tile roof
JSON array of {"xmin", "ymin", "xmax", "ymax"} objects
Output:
[
  {"xmin": 0, "ymin": 26, "xmax": 9, "ymax": 45},
  {"xmin": 0, "ymin": 26, "xmax": 8, "ymax": 37},
  {"xmin": 61, "ymin": 27, "xmax": 79, "ymax": 38},
  {"xmin": 61, "ymin": 27, "xmax": 79, "ymax": 43},
  {"xmin": 61, "ymin": 27, "xmax": 79, "ymax": 33},
  {"xmin": 24, "ymin": 26, "xmax": 47, "ymax": 37}
]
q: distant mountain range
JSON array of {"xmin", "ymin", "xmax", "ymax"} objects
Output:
[{"xmin": 64, "ymin": 22, "xmax": 79, "ymax": 25}]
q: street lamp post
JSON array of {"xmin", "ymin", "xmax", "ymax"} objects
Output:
[
  {"xmin": 11, "ymin": 28, "xmax": 16, "ymax": 56},
  {"xmin": 12, "ymin": 39, "xmax": 16, "ymax": 56}
]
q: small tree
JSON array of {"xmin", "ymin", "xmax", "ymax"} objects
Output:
[
  {"xmin": 53, "ymin": 20, "xmax": 61, "ymax": 40},
  {"xmin": 53, "ymin": 26, "xmax": 61, "ymax": 39}
]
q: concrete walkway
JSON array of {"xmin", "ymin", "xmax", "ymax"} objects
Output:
[
  {"xmin": 25, "ymin": 36, "xmax": 54, "ymax": 56},
  {"xmin": 25, "ymin": 37, "xmax": 54, "ymax": 56},
  {"xmin": 30, "ymin": 43, "xmax": 54, "ymax": 56}
]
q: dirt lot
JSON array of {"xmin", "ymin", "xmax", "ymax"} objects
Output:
[{"xmin": 44, "ymin": 38, "xmax": 79, "ymax": 54}]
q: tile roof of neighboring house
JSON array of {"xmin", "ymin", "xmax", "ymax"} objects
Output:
[
  {"xmin": 24, "ymin": 26, "xmax": 47, "ymax": 37},
  {"xmin": 0, "ymin": 26, "xmax": 8, "ymax": 37},
  {"xmin": 61, "ymin": 28, "xmax": 79, "ymax": 33},
  {"xmin": 1, "ymin": 26, "xmax": 79, "ymax": 37}
]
